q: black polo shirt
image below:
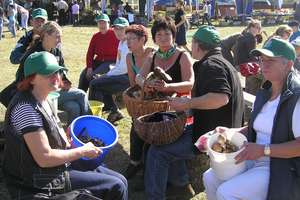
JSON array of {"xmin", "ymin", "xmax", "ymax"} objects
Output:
[{"xmin": 192, "ymin": 48, "xmax": 244, "ymax": 147}]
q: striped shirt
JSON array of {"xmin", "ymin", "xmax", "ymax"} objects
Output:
[{"xmin": 10, "ymin": 102, "xmax": 43, "ymax": 135}]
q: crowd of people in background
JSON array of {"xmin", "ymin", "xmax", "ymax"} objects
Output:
[{"xmin": 1, "ymin": 0, "xmax": 300, "ymax": 200}]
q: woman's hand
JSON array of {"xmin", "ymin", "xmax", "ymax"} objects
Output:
[
  {"xmin": 60, "ymin": 80, "xmax": 72, "ymax": 91},
  {"xmin": 80, "ymin": 142, "xmax": 102, "ymax": 159},
  {"xmin": 235, "ymin": 142, "xmax": 264, "ymax": 164},
  {"xmin": 168, "ymin": 96, "xmax": 191, "ymax": 111},
  {"xmin": 214, "ymin": 126, "xmax": 230, "ymax": 134},
  {"xmin": 151, "ymin": 80, "xmax": 170, "ymax": 92},
  {"xmin": 86, "ymin": 68, "xmax": 93, "ymax": 81}
]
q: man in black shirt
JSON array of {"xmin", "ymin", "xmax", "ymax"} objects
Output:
[
  {"xmin": 144, "ymin": 25, "xmax": 244, "ymax": 200},
  {"xmin": 170, "ymin": 25, "xmax": 244, "ymax": 147}
]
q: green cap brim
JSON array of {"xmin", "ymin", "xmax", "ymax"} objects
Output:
[
  {"xmin": 251, "ymin": 49, "xmax": 279, "ymax": 58},
  {"xmin": 112, "ymin": 24, "xmax": 127, "ymax": 27},
  {"xmin": 33, "ymin": 15, "xmax": 47, "ymax": 20},
  {"xmin": 96, "ymin": 19, "xmax": 110, "ymax": 22},
  {"xmin": 38, "ymin": 65, "xmax": 67, "ymax": 76}
]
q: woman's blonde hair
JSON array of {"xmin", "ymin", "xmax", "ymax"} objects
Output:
[
  {"xmin": 28, "ymin": 21, "xmax": 62, "ymax": 50},
  {"xmin": 246, "ymin": 19, "xmax": 261, "ymax": 30},
  {"xmin": 274, "ymin": 25, "xmax": 293, "ymax": 38}
]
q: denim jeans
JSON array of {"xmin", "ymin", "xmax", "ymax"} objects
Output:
[
  {"xmin": 8, "ymin": 16, "xmax": 16, "ymax": 37},
  {"xmin": 69, "ymin": 165, "xmax": 128, "ymax": 200},
  {"xmin": 58, "ymin": 88, "xmax": 92, "ymax": 125},
  {"xmin": 21, "ymin": 12, "xmax": 29, "ymax": 29},
  {"xmin": 89, "ymin": 74, "xmax": 129, "ymax": 112},
  {"xmin": 78, "ymin": 61, "xmax": 113, "ymax": 92},
  {"xmin": 144, "ymin": 126, "xmax": 195, "ymax": 200}
]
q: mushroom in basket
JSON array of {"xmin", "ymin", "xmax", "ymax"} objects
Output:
[
  {"xmin": 126, "ymin": 67, "xmax": 173, "ymax": 100},
  {"xmin": 211, "ymin": 134, "xmax": 239, "ymax": 153},
  {"xmin": 143, "ymin": 66, "xmax": 173, "ymax": 100}
]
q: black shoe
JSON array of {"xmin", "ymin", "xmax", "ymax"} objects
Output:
[
  {"xmin": 107, "ymin": 111, "xmax": 124, "ymax": 124},
  {"xmin": 166, "ymin": 183, "xmax": 195, "ymax": 200},
  {"xmin": 102, "ymin": 106, "xmax": 112, "ymax": 113},
  {"xmin": 123, "ymin": 163, "xmax": 143, "ymax": 179}
]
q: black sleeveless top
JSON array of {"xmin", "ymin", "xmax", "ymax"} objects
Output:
[{"xmin": 150, "ymin": 52, "xmax": 183, "ymax": 83}]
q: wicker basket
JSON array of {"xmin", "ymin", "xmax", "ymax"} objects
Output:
[
  {"xmin": 134, "ymin": 111, "xmax": 187, "ymax": 145},
  {"xmin": 123, "ymin": 86, "xmax": 169, "ymax": 118}
]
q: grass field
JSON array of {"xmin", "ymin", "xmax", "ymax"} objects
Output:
[{"xmin": 0, "ymin": 24, "xmax": 278, "ymax": 200}]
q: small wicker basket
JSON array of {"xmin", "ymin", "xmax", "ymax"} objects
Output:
[
  {"xmin": 134, "ymin": 111, "xmax": 187, "ymax": 145},
  {"xmin": 123, "ymin": 86, "xmax": 170, "ymax": 118}
]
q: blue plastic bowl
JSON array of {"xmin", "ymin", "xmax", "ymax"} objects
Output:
[{"xmin": 70, "ymin": 115, "xmax": 118, "ymax": 167}]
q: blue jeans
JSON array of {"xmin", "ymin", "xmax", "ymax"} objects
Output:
[
  {"xmin": 69, "ymin": 164, "xmax": 128, "ymax": 200},
  {"xmin": 78, "ymin": 61, "xmax": 113, "ymax": 92},
  {"xmin": 144, "ymin": 126, "xmax": 195, "ymax": 200},
  {"xmin": 8, "ymin": 15, "xmax": 16, "ymax": 37},
  {"xmin": 58, "ymin": 88, "xmax": 92, "ymax": 125},
  {"xmin": 89, "ymin": 74, "xmax": 129, "ymax": 112}
]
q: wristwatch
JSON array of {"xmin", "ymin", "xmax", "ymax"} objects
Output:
[{"xmin": 264, "ymin": 144, "xmax": 271, "ymax": 156}]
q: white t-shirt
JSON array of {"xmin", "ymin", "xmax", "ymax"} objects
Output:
[
  {"xmin": 128, "ymin": 13, "xmax": 134, "ymax": 23},
  {"xmin": 57, "ymin": 0, "xmax": 69, "ymax": 12},
  {"xmin": 253, "ymin": 95, "xmax": 300, "ymax": 163},
  {"xmin": 107, "ymin": 40, "xmax": 130, "ymax": 76}
]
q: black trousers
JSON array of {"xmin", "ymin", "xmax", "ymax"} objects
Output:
[
  {"xmin": 129, "ymin": 124, "xmax": 150, "ymax": 162},
  {"xmin": 59, "ymin": 9, "xmax": 66, "ymax": 25},
  {"xmin": 202, "ymin": 13, "xmax": 212, "ymax": 25}
]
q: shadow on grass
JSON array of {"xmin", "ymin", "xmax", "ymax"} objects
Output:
[{"xmin": 104, "ymin": 142, "xmax": 147, "ymax": 200}]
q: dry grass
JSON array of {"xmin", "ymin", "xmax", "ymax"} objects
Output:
[{"xmin": 0, "ymin": 24, "xmax": 277, "ymax": 200}]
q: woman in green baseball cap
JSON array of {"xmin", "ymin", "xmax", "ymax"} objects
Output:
[
  {"xmin": 3, "ymin": 51, "xmax": 128, "ymax": 200},
  {"xmin": 203, "ymin": 38, "xmax": 300, "ymax": 200},
  {"xmin": 78, "ymin": 13, "xmax": 119, "ymax": 92}
]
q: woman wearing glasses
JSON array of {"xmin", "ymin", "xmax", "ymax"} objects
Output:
[{"xmin": 123, "ymin": 24, "xmax": 154, "ymax": 179}]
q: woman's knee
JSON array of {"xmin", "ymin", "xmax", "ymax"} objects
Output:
[
  {"xmin": 110, "ymin": 178, "xmax": 128, "ymax": 198},
  {"xmin": 203, "ymin": 168, "xmax": 215, "ymax": 188}
]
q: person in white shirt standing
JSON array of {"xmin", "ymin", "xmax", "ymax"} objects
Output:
[
  {"xmin": 7, "ymin": 1, "xmax": 17, "ymax": 37},
  {"xmin": 16, "ymin": 4, "xmax": 29, "ymax": 30},
  {"xmin": 57, "ymin": 0, "xmax": 69, "ymax": 25},
  {"xmin": 202, "ymin": 0, "xmax": 212, "ymax": 25},
  {"xmin": 89, "ymin": 17, "xmax": 130, "ymax": 124},
  {"xmin": 72, "ymin": 0, "xmax": 80, "ymax": 26}
]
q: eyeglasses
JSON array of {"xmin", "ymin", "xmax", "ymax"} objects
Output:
[
  {"xmin": 126, "ymin": 36, "xmax": 139, "ymax": 41},
  {"xmin": 47, "ymin": 69, "xmax": 64, "ymax": 77}
]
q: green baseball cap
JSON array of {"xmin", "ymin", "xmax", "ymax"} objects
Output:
[
  {"xmin": 251, "ymin": 38, "xmax": 296, "ymax": 61},
  {"xmin": 113, "ymin": 17, "xmax": 129, "ymax": 27},
  {"xmin": 24, "ymin": 52, "xmax": 67, "ymax": 78},
  {"xmin": 32, "ymin": 8, "xmax": 48, "ymax": 20},
  {"xmin": 193, "ymin": 25, "xmax": 221, "ymax": 45},
  {"xmin": 95, "ymin": 13, "xmax": 110, "ymax": 22}
]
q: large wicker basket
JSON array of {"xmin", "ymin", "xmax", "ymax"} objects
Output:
[
  {"xmin": 134, "ymin": 111, "xmax": 187, "ymax": 145},
  {"xmin": 123, "ymin": 86, "xmax": 169, "ymax": 118}
]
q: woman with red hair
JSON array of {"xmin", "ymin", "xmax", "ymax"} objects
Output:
[
  {"xmin": 3, "ymin": 51, "xmax": 128, "ymax": 200},
  {"xmin": 123, "ymin": 24, "xmax": 154, "ymax": 179}
]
